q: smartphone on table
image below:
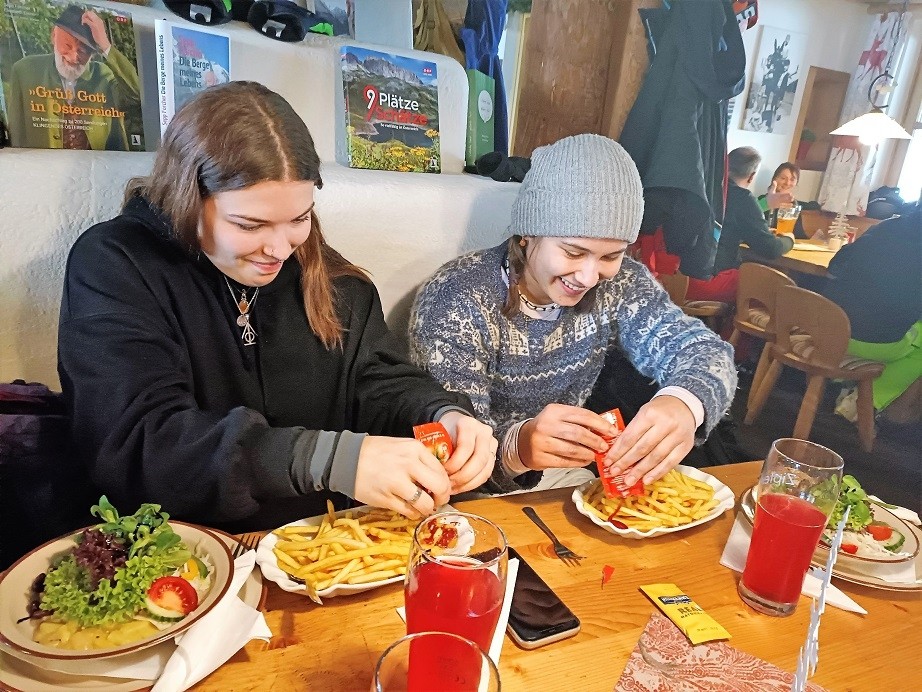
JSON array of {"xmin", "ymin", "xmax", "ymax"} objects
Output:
[{"xmin": 506, "ymin": 547, "xmax": 581, "ymax": 649}]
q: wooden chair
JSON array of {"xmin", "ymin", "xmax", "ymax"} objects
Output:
[
  {"xmin": 745, "ymin": 285, "xmax": 885, "ymax": 451},
  {"xmin": 728, "ymin": 263, "xmax": 796, "ymax": 409},
  {"xmin": 656, "ymin": 272, "xmax": 731, "ymax": 332}
]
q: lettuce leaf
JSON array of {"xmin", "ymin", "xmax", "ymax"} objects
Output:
[
  {"xmin": 826, "ymin": 475, "xmax": 873, "ymax": 532},
  {"xmin": 41, "ymin": 547, "xmax": 190, "ymax": 627}
]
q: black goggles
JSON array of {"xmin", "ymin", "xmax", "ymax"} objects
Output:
[{"xmin": 247, "ymin": 1, "xmax": 334, "ymax": 42}]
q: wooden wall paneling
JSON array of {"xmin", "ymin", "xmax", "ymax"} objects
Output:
[
  {"xmin": 601, "ymin": 0, "xmax": 659, "ymax": 140},
  {"xmin": 512, "ymin": 0, "xmax": 624, "ymax": 155}
]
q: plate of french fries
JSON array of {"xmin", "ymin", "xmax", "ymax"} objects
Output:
[
  {"xmin": 255, "ymin": 501, "xmax": 418, "ymax": 604},
  {"xmin": 572, "ymin": 466, "xmax": 734, "ymax": 539}
]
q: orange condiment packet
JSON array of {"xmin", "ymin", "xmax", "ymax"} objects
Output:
[
  {"xmin": 594, "ymin": 408, "xmax": 644, "ymax": 498},
  {"xmin": 413, "ymin": 422, "xmax": 454, "ymax": 464}
]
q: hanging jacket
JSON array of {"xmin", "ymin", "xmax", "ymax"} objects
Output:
[{"xmin": 620, "ymin": 0, "xmax": 746, "ymax": 279}]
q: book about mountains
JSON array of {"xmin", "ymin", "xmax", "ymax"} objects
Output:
[
  {"xmin": 0, "ymin": 0, "xmax": 144, "ymax": 150},
  {"xmin": 340, "ymin": 45, "xmax": 440, "ymax": 173},
  {"xmin": 155, "ymin": 19, "xmax": 230, "ymax": 135}
]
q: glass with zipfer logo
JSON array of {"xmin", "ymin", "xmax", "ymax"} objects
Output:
[{"xmin": 738, "ymin": 438, "xmax": 843, "ymax": 616}]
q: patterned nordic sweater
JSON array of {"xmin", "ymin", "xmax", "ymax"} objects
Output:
[{"xmin": 408, "ymin": 243, "xmax": 737, "ymax": 494}]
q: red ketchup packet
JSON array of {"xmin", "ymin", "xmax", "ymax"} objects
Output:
[
  {"xmin": 594, "ymin": 408, "xmax": 644, "ymax": 498},
  {"xmin": 413, "ymin": 422, "xmax": 454, "ymax": 464}
]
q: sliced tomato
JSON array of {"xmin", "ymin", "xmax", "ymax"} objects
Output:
[
  {"xmin": 866, "ymin": 523, "xmax": 893, "ymax": 541},
  {"xmin": 840, "ymin": 543, "xmax": 859, "ymax": 554},
  {"xmin": 147, "ymin": 576, "xmax": 199, "ymax": 616}
]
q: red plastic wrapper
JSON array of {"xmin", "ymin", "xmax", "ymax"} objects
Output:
[
  {"xmin": 594, "ymin": 408, "xmax": 644, "ymax": 499},
  {"xmin": 413, "ymin": 422, "xmax": 454, "ymax": 464}
]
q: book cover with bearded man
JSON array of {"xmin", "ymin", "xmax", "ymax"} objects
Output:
[{"xmin": 0, "ymin": 0, "xmax": 144, "ymax": 150}]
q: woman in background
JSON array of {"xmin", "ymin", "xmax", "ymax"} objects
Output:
[
  {"xmin": 58, "ymin": 82, "xmax": 496, "ymax": 531},
  {"xmin": 409, "ymin": 135, "xmax": 736, "ymax": 495}
]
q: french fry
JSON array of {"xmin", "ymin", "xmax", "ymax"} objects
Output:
[
  {"xmin": 582, "ymin": 470, "xmax": 717, "ymax": 531},
  {"xmin": 272, "ymin": 506, "xmax": 416, "ymax": 599}
]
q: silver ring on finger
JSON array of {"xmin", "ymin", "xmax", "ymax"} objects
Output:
[{"xmin": 406, "ymin": 486, "xmax": 424, "ymax": 505}]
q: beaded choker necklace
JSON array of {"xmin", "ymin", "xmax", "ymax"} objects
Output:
[
  {"xmin": 518, "ymin": 292, "xmax": 560, "ymax": 313},
  {"xmin": 502, "ymin": 258, "xmax": 560, "ymax": 313}
]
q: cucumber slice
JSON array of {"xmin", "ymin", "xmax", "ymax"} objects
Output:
[
  {"xmin": 883, "ymin": 528, "xmax": 906, "ymax": 552},
  {"xmin": 144, "ymin": 596, "xmax": 185, "ymax": 621}
]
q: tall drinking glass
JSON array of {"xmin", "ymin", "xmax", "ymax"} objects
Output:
[
  {"xmin": 739, "ymin": 439, "xmax": 843, "ymax": 616},
  {"xmin": 372, "ymin": 632, "xmax": 501, "ymax": 692},
  {"xmin": 405, "ymin": 512, "xmax": 507, "ymax": 669},
  {"xmin": 775, "ymin": 204, "xmax": 801, "ymax": 235}
]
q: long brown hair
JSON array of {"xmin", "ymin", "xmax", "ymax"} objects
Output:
[
  {"xmin": 502, "ymin": 236, "xmax": 596, "ymax": 318},
  {"xmin": 124, "ymin": 81, "xmax": 367, "ymax": 349}
]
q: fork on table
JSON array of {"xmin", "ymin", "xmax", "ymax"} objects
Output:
[
  {"xmin": 522, "ymin": 507, "xmax": 584, "ymax": 566},
  {"xmin": 232, "ymin": 532, "xmax": 261, "ymax": 559}
]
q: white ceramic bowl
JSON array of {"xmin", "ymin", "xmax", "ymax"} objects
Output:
[
  {"xmin": 572, "ymin": 466, "xmax": 734, "ymax": 539},
  {"xmin": 0, "ymin": 522, "xmax": 233, "ymax": 661}
]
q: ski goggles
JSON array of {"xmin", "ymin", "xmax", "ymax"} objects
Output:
[
  {"xmin": 163, "ymin": 0, "xmax": 235, "ymax": 26},
  {"xmin": 247, "ymin": 1, "xmax": 334, "ymax": 42}
]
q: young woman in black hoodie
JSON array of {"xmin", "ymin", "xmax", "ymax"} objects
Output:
[{"xmin": 58, "ymin": 82, "xmax": 496, "ymax": 531}]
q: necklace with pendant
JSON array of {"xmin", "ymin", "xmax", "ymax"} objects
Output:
[{"xmin": 224, "ymin": 276, "xmax": 259, "ymax": 346}]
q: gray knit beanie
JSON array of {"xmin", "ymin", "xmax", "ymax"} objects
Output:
[{"xmin": 509, "ymin": 133, "xmax": 644, "ymax": 243}]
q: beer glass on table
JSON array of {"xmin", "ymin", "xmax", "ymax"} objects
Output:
[{"xmin": 775, "ymin": 204, "xmax": 801, "ymax": 235}]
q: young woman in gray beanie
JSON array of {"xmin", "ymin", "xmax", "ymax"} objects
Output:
[{"xmin": 409, "ymin": 134, "xmax": 737, "ymax": 494}]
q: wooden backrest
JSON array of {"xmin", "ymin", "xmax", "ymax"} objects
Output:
[
  {"xmin": 774, "ymin": 285, "xmax": 851, "ymax": 369},
  {"xmin": 657, "ymin": 272, "xmax": 689, "ymax": 306},
  {"xmin": 735, "ymin": 263, "xmax": 795, "ymax": 333}
]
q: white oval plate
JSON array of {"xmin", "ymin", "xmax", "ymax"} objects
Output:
[
  {"xmin": 572, "ymin": 466, "xmax": 734, "ymax": 539},
  {"xmin": 0, "ymin": 522, "xmax": 233, "ymax": 662},
  {"xmin": 739, "ymin": 486, "xmax": 919, "ymax": 565},
  {"xmin": 256, "ymin": 505, "xmax": 414, "ymax": 602},
  {"xmin": 0, "ymin": 531, "xmax": 263, "ymax": 689}
]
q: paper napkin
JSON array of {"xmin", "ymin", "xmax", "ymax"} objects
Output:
[
  {"xmin": 615, "ymin": 613, "xmax": 828, "ymax": 691},
  {"xmin": 720, "ymin": 515, "xmax": 867, "ymax": 615},
  {"xmin": 151, "ymin": 551, "xmax": 272, "ymax": 692},
  {"xmin": 396, "ymin": 557, "xmax": 519, "ymax": 665}
]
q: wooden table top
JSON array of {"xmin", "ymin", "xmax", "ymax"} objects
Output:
[
  {"xmin": 741, "ymin": 239, "xmax": 837, "ymax": 278},
  {"xmin": 195, "ymin": 462, "xmax": 921, "ymax": 691}
]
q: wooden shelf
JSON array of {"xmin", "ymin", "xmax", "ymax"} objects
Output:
[{"xmin": 789, "ymin": 67, "xmax": 851, "ymax": 173}]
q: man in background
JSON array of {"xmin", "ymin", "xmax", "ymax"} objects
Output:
[
  {"xmin": 7, "ymin": 5, "xmax": 140, "ymax": 150},
  {"xmin": 686, "ymin": 146, "xmax": 794, "ymax": 303}
]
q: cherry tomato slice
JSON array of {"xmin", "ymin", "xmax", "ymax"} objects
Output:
[{"xmin": 147, "ymin": 576, "xmax": 199, "ymax": 615}]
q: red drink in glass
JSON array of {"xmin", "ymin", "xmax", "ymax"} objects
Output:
[
  {"xmin": 741, "ymin": 493, "xmax": 826, "ymax": 607},
  {"xmin": 405, "ymin": 558, "xmax": 504, "ymax": 691}
]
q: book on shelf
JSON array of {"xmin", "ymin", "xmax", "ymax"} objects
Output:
[
  {"xmin": 340, "ymin": 45, "xmax": 440, "ymax": 173},
  {"xmin": 154, "ymin": 19, "xmax": 231, "ymax": 135},
  {"xmin": 465, "ymin": 68, "xmax": 494, "ymax": 167},
  {"xmin": 0, "ymin": 0, "xmax": 145, "ymax": 151}
]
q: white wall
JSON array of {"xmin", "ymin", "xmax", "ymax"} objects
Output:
[
  {"xmin": 0, "ymin": 2, "xmax": 517, "ymax": 387},
  {"xmin": 727, "ymin": 0, "xmax": 871, "ymax": 199}
]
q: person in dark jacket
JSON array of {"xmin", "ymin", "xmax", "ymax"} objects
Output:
[
  {"xmin": 686, "ymin": 147, "xmax": 794, "ymax": 303},
  {"xmin": 57, "ymin": 82, "xmax": 496, "ymax": 532},
  {"xmin": 823, "ymin": 205, "xmax": 922, "ymax": 421}
]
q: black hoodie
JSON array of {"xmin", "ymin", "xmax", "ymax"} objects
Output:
[{"xmin": 58, "ymin": 196, "xmax": 473, "ymax": 531}]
